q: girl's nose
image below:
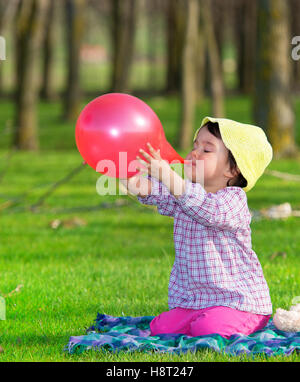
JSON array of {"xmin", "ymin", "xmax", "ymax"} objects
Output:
[{"xmin": 191, "ymin": 149, "xmax": 199, "ymax": 159}]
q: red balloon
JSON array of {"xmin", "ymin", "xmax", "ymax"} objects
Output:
[{"xmin": 75, "ymin": 93, "xmax": 184, "ymax": 178}]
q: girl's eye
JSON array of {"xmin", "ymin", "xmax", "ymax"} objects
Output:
[{"xmin": 192, "ymin": 147, "xmax": 211, "ymax": 153}]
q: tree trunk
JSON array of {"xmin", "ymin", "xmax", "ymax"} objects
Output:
[
  {"xmin": 254, "ymin": 0, "xmax": 298, "ymax": 158},
  {"xmin": 63, "ymin": 0, "xmax": 85, "ymax": 121},
  {"xmin": 234, "ymin": 0, "xmax": 257, "ymax": 94},
  {"xmin": 111, "ymin": 0, "xmax": 137, "ymax": 93},
  {"xmin": 165, "ymin": 0, "xmax": 186, "ymax": 94},
  {"xmin": 14, "ymin": 0, "xmax": 49, "ymax": 150},
  {"xmin": 178, "ymin": 0, "xmax": 199, "ymax": 151},
  {"xmin": 211, "ymin": 0, "xmax": 225, "ymax": 66},
  {"xmin": 146, "ymin": 0, "xmax": 159, "ymax": 91},
  {"xmin": 243, "ymin": 0, "xmax": 257, "ymax": 94},
  {"xmin": 40, "ymin": 0, "xmax": 56, "ymax": 100},
  {"xmin": 201, "ymin": 0, "xmax": 225, "ymax": 117},
  {"xmin": 196, "ymin": 15, "xmax": 206, "ymax": 101}
]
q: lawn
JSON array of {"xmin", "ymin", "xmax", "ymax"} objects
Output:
[{"xmin": 0, "ymin": 95, "xmax": 299, "ymax": 362}]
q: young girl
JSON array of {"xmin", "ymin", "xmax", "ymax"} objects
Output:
[{"xmin": 122, "ymin": 116, "xmax": 273, "ymax": 339}]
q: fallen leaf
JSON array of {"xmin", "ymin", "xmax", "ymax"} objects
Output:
[
  {"xmin": 50, "ymin": 219, "xmax": 61, "ymax": 229},
  {"xmin": 3, "ymin": 284, "xmax": 23, "ymax": 298},
  {"xmin": 49, "ymin": 217, "xmax": 87, "ymax": 229},
  {"xmin": 62, "ymin": 217, "xmax": 87, "ymax": 228},
  {"xmin": 270, "ymin": 251, "xmax": 287, "ymax": 261}
]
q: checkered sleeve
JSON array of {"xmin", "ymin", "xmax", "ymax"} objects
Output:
[
  {"xmin": 137, "ymin": 175, "xmax": 177, "ymax": 217},
  {"xmin": 176, "ymin": 180, "xmax": 251, "ymax": 230}
]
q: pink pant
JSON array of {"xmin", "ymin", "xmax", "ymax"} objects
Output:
[{"xmin": 150, "ymin": 306, "xmax": 271, "ymax": 339}]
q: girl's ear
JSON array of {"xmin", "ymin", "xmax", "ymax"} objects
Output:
[
  {"xmin": 235, "ymin": 166, "xmax": 241, "ymax": 176},
  {"xmin": 232, "ymin": 167, "xmax": 241, "ymax": 179},
  {"xmin": 224, "ymin": 165, "xmax": 239, "ymax": 182}
]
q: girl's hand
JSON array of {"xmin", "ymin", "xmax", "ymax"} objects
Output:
[
  {"xmin": 136, "ymin": 142, "xmax": 171, "ymax": 182},
  {"xmin": 119, "ymin": 170, "xmax": 151, "ymax": 197}
]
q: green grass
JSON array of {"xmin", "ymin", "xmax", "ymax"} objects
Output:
[{"xmin": 0, "ymin": 96, "xmax": 299, "ymax": 362}]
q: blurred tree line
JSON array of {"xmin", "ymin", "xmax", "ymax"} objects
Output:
[{"xmin": 0, "ymin": 0, "xmax": 299, "ymax": 158}]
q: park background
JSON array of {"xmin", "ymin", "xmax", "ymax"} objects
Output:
[{"xmin": 0, "ymin": 0, "xmax": 299, "ymax": 361}]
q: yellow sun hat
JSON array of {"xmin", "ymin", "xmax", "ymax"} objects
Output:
[{"xmin": 193, "ymin": 116, "xmax": 273, "ymax": 192}]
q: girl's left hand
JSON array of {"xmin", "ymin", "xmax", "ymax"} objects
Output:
[{"xmin": 136, "ymin": 142, "xmax": 170, "ymax": 182}]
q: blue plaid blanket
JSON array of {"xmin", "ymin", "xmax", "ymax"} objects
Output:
[{"xmin": 66, "ymin": 313, "xmax": 300, "ymax": 357}]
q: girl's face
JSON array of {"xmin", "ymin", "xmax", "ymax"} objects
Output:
[{"xmin": 184, "ymin": 125, "xmax": 235, "ymax": 192}]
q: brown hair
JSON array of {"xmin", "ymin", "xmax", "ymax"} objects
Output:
[{"xmin": 203, "ymin": 121, "xmax": 248, "ymax": 188}]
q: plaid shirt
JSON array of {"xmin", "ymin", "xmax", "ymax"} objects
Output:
[{"xmin": 137, "ymin": 176, "xmax": 272, "ymax": 315}]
